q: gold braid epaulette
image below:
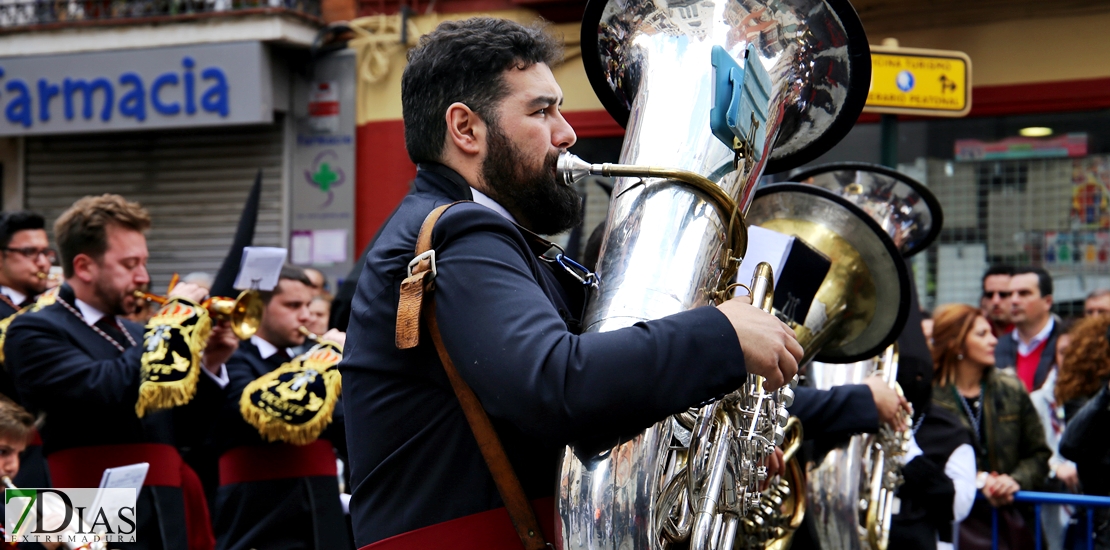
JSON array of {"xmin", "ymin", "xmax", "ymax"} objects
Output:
[
  {"xmin": 239, "ymin": 340, "xmax": 343, "ymax": 445},
  {"xmin": 0, "ymin": 288, "xmax": 59, "ymax": 363},
  {"xmin": 135, "ymin": 298, "xmax": 211, "ymax": 417}
]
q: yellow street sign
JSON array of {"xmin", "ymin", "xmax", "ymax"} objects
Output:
[{"xmin": 864, "ymin": 45, "xmax": 972, "ymax": 117}]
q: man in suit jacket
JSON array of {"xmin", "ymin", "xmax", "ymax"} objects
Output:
[
  {"xmin": 0, "ymin": 211, "xmax": 54, "ymax": 491},
  {"xmin": 5, "ymin": 194, "xmax": 238, "ymax": 550},
  {"xmin": 210, "ymin": 265, "xmax": 349, "ymax": 550},
  {"xmin": 994, "ymin": 267, "xmax": 1059, "ymax": 392},
  {"xmin": 340, "ymin": 17, "xmax": 803, "ymax": 549}
]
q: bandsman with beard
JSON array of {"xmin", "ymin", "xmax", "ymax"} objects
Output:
[
  {"xmin": 340, "ymin": 18, "xmax": 803, "ymax": 550},
  {"xmin": 4, "ymin": 194, "xmax": 239, "ymax": 550}
]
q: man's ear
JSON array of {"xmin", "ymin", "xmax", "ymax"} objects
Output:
[
  {"xmin": 71, "ymin": 254, "xmax": 97, "ymax": 283},
  {"xmin": 445, "ymin": 102, "xmax": 485, "ymax": 156}
]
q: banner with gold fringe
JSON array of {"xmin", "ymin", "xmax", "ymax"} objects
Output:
[
  {"xmin": 239, "ymin": 340, "xmax": 343, "ymax": 445},
  {"xmin": 0, "ymin": 287, "xmax": 59, "ymax": 363},
  {"xmin": 136, "ymin": 298, "xmax": 211, "ymax": 417}
]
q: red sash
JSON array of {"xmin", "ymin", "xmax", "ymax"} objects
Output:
[
  {"xmin": 46, "ymin": 443, "xmax": 215, "ymax": 550},
  {"xmin": 218, "ymin": 439, "xmax": 337, "ymax": 485},
  {"xmin": 359, "ymin": 497, "xmax": 555, "ymax": 550}
]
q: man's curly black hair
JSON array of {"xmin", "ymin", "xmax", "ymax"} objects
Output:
[{"xmin": 401, "ymin": 17, "xmax": 562, "ymax": 164}]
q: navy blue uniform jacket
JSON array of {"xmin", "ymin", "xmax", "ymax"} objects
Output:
[
  {"xmin": 4, "ymin": 284, "xmax": 223, "ymax": 550},
  {"xmin": 340, "ymin": 164, "xmax": 750, "ymax": 546},
  {"xmin": 210, "ymin": 339, "xmax": 349, "ymax": 550}
]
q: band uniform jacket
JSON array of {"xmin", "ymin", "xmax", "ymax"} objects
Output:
[
  {"xmin": 789, "ymin": 385, "xmax": 879, "ymax": 441},
  {"xmin": 210, "ymin": 338, "xmax": 350, "ymax": 550},
  {"xmin": 993, "ymin": 320, "xmax": 1061, "ymax": 392},
  {"xmin": 4, "ymin": 284, "xmax": 224, "ymax": 550},
  {"xmin": 340, "ymin": 163, "xmax": 752, "ymax": 547},
  {"xmin": 0, "ymin": 296, "xmax": 50, "ymax": 492}
]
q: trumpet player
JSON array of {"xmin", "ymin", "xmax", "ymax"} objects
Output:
[
  {"xmin": 4, "ymin": 194, "xmax": 239, "ymax": 550},
  {"xmin": 208, "ymin": 265, "xmax": 349, "ymax": 550},
  {"xmin": 0, "ymin": 211, "xmax": 52, "ymax": 319},
  {"xmin": 340, "ymin": 18, "xmax": 803, "ymax": 550}
]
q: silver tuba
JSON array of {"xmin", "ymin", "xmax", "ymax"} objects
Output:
[
  {"xmin": 803, "ymin": 345, "xmax": 911, "ymax": 550},
  {"xmin": 738, "ymin": 183, "xmax": 913, "ymax": 549},
  {"xmin": 788, "ymin": 163, "xmax": 942, "ymax": 550},
  {"xmin": 556, "ymin": 0, "xmax": 872, "ymax": 545}
]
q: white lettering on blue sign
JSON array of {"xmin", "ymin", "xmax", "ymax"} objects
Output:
[{"xmin": 0, "ymin": 57, "xmax": 229, "ymax": 128}]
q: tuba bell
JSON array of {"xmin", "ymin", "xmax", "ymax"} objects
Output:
[
  {"xmin": 556, "ymin": 0, "xmax": 873, "ymax": 546},
  {"xmin": 791, "ymin": 162, "xmax": 944, "ymax": 258}
]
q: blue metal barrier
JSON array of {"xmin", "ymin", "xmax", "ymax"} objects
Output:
[{"xmin": 980, "ymin": 491, "xmax": 1110, "ymax": 550}]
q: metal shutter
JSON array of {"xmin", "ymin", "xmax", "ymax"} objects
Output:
[{"xmin": 24, "ymin": 121, "xmax": 284, "ymax": 292}]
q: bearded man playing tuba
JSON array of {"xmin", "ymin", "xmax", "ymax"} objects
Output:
[{"xmin": 338, "ymin": 17, "xmax": 802, "ymax": 550}]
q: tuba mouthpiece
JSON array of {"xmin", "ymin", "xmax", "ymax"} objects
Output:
[{"xmin": 556, "ymin": 152, "xmax": 594, "ymax": 188}]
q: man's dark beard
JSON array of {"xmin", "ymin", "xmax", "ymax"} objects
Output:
[
  {"xmin": 93, "ymin": 276, "xmax": 129, "ymax": 316},
  {"xmin": 481, "ymin": 123, "xmax": 582, "ymax": 235}
]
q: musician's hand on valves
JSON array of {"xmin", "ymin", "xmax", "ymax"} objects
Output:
[
  {"xmin": 760, "ymin": 446, "xmax": 786, "ymax": 491},
  {"xmin": 321, "ymin": 329, "xmax": 346, "ymax": 348},
  {"xmin": 862, "ymin": 374, "xmax": 910, "ymax": 432},
  {"xmin": 167, "ymin": 282, "xmax": 208, "ymax": 304},
  {"xmin": 202, "ymin": 321, "xmax": 239, "ymax": 374},
  {"xmin": 717, "ymin": 295, "xmax": 802, "ymax": 392}
]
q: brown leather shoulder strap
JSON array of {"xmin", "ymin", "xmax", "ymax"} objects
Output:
[
  {"xmin": 395, "ymin": 201, "xmax": 549, "ymax": 550},
  {"xmin": 396, "ymin": 202, "xmax": 462, "ymax": 349}
]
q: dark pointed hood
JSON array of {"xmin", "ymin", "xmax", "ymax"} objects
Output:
[{"xmin": 210, "ymin": 169, "xmax": 262, "ymax": 297}]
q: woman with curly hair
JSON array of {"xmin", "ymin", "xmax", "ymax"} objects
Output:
[
  {"xmin": 931, "ymin": 303, "xmax": 1051, "ymax": 550},
  {"xmin": 1055, "ymin": 314, "xmax": 1110, "ymax": 419},
  {"xmin": 1059, "ymin": 314, "xmax": 1110, "ymax": 550}
]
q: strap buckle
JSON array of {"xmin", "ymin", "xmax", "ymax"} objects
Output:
[
  {"xmin": 407, "ymin": 249, "xmax": 437, "ymax": 279},
  {"xmin": 555, "ymin": 254, "xmax": 600, "ymax": 288}
]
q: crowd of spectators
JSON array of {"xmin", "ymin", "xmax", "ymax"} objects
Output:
[{"xmin": 926, "ymin": 266, "xmax": 1110, "ymax": 550}]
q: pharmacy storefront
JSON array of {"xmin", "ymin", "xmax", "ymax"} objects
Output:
[{"xmin": 0, "ymin": 41, "xmax": 357, "ymax": 291}]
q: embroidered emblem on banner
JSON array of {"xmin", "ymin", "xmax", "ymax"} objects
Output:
[
  {"xmin": 0, "ymin": 287, "xmax": 58, "ymax": 363},
  {"xmin": 136, "ymin": 298, "xmax": 211, "ymax": 417},
  {"xmin": 240, "ymin": 341, "xmax": 343, "ymax": 445}
]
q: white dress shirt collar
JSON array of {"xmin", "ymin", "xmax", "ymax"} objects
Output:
[
  {"xmin": 1012, "ymin": 316, "xmax": 1055, "ymax": 356},
  {"xmin": 74, "ymin": 298, "xmax": 106, "ymax": 326},
  {"xmin": 250, "ymin": 335, "xmax": 291, "ymax": 360},
  {"xmin": 470, "ymin": 188, "xmax": 517, "ymax": 224},
  {"xmin": 0, "ymin": 286, "xmax": 26, "ymax": 308}
]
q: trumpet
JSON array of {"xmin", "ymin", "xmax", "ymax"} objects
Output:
[
  {"xmin": 133, "ymin": 288, "xmax": 263, "ymax": 341},
  {"xmin": 298, "ymin": 326, "xmax": 319, "ymax": 342}
]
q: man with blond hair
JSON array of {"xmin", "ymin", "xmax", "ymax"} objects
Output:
[{"xmin": 5, "ymin": 194, "xmax": 238, "ymax": 550}]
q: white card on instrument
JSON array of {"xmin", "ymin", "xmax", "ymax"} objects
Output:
[
  {"xmin": 234, "ymin": 246, "xmax": 288, "ymax": 291},
  {"xmin": 735, "ymin": 225, "xmax": 794, "ymax": 285}
]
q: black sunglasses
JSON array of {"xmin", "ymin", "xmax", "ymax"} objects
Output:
[{"xmin": 982, "ymin": 290, "xmax": 1012, "ymax": 299}]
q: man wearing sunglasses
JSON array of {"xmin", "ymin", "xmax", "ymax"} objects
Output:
[
  {"xmin": 980, "ymin": 265, "xmax": 1015, "ymax": 337},
  {"xmin": 0, "ymin": 211, "xmax": 53, "ymax": 319}
]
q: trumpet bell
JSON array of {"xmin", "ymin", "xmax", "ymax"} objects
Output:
[
  {"xmin": 747, "ymin": 184, "xmax": 911, "ymax": 363},
  {"xmin": 790, "ymin": 162, "xmax": 944, "ymax": 258},
  {"xmin": 207, "ymin": 289, "xmax": 263, "ymax": 341}
]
